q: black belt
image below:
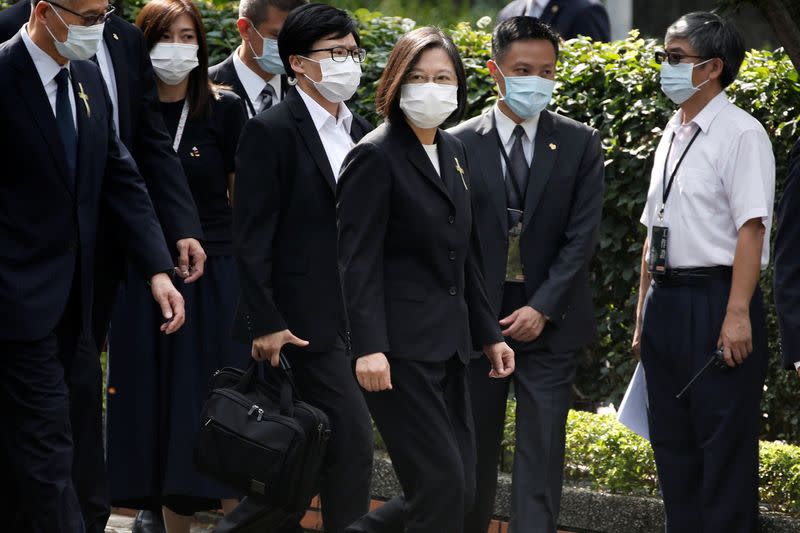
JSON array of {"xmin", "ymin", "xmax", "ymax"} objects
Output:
[{"xmin": 653, "ymin": 266, "xmax": 732, "ymax": 288}]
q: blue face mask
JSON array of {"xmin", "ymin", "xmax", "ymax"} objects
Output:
[
  {"xmin": 496, "ymin": 65, "xmax": 556, "ymax": 119},
  {"xmin": 248, "ymin": 23, "xmax": 285, "ymax": 75},
  {"xmin": 659, "ymin": 59, "xmax": 712, "ymax": 105}
]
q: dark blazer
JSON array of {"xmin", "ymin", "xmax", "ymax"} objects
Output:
[
  {"xmin": 0, "ymin": 2, "xmax": 202, "ymax": 246},
  {"xmin": 497, "ymin": 0, "xmax": 611, "ymax": 42},
  {"xmin": 774, "ymin": 137, "xmax": 800, "ymax": 370},
  {"xmin": 209, "ymin": 51, "xmax": 289, "ymax": 118},
  {"xmin": 232, "ymin": 88, "xmax": 373, "ymax": 350},
  {"xmin": 449, "ymin": 108, "xmax": 604, "ymax": 353},
  {"xmin": 337, "ymin": 118, "xmax": 503, "ymax": 364},
  {"xmin": 0, "ymin": 33, "xmax": 172, "ymax": 341}
]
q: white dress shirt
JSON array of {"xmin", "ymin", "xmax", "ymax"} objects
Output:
[
  {"xmin": 21, "ymin": 24, "xmax": 76, "ymax": 130},
  {"xmin": 296, "ymin": 86, "xmax": 354, "ymax": 180},
  {"xmin": 422, "ymin": 144, "xmax": 440, "ymax": 176},
  {"xmin": 494, "ymin": 104, "xmax": 538, "ymax": 175},
  {"xmin": 525, "ymin": 0, "xmax": 550, "ymax": 17},
  {"xmin": 233, "ymin": 46, "xmax": 282, "ymax": 118},
  {"xmin": 640, "ymin": 92, "xmax": 775, "ymax": 269},
  {"xmin": 94, "ymin": 39, "xmax": 119, "ymax": 133}
]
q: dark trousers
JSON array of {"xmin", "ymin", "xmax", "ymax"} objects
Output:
[
  {"xmin": 640, "ymin": 278, "xmax": 768, "ymax": 533},
  {"xmin": 465, "ymin": 283, "xmax": 577, "ymax": 533},
  {"xmin": 0, "ymin": 304, "xmax": 84, "ymax": 532},
  {"xmin": 215, "ymin": 338, "xmax": 373, "ymax": 533},
  {"xmin": 346, "ymin": 356, "xmax": 475, "ymax": 533}
]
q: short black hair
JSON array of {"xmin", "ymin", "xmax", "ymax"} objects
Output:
[
  {"xmin": 492, "ymin": 16, "xmax": 561, "ymax": 63},
  {"xmin": 665, "ymin": 11, "xmax": 745, "ymax": 88},
  {"xmin": 278, "ymin": 3, "xmax": 360, "ymax": 78},
  {"xmin": 239, "ymin": 0, "xmax": 307, "ymax": 27}
]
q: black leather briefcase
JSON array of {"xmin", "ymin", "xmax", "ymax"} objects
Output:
[{"xmin": 194, "ymin": 357, "xmax": 331, "ymax": 513}]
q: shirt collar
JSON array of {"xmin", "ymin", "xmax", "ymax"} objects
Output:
[
  {"xmin": 21, "ymin": 24, "xmax": 66, "ymax": 87},
  {"xmin": 670, "ymin": 91, "xmax": 730, "ymax": 134},
  {"xmin": 494, "ymin": 104, "xmax": 540, "ymax": 147},
  {"xmin": 232, "ymin": 46, "xmax": 273, "ymax": 106},
  {"xmin": 296, "ymin": 85, "xmax": 353, "ymax": 133}
]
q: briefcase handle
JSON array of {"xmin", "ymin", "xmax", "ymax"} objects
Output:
[{"xmin": 235, "ymin": 355, "xmax": 299, "ymax": 417}]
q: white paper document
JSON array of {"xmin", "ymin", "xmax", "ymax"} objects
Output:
[{"xmin": 617, "ymin": 362, "xmax": 650, "ymax": 441}]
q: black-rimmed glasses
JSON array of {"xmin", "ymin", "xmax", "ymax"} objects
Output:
[
  {"xmin": 654, "ymin": 50, "xmax": 708, "ymax": 66},
  {"xmin": 306, "ymin": 46, "xmax": 367, "ymax": 63},
  {"xmin": 48, "ymin": 1, "xmax": 115, "ymax": 27}
]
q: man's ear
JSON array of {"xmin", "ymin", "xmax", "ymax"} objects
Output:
[
  {"xmin": 236, "ymin": 18, "xmax": 250, "ymax": 43},
  {"xmin": 289, "ymin": 54, "xmax": 304, "ymax": 76},
  {"xmin": 33, "ymin": 0, "xmax": 52, "ymax": 24},
  {"xmin": 708, "ymin": 57, "xmax": 724, "ymax": 82}
]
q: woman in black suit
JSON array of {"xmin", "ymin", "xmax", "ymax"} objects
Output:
[{"xmin": 337, "ymin": 27, "xmax": 516, "ymax": 533}]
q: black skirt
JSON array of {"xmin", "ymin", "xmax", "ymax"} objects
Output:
[{"xmin": 106, "ymin": 255, "xmax": 250, "ymax": 510}]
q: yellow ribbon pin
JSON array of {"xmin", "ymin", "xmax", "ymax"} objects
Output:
[
  {"xmin": 454, "ymin": 157, "xmax": 468, "ymax": 190},
  {"xmin": 77, "ymin": 82, "xmax": 91, "ymax": 118}
]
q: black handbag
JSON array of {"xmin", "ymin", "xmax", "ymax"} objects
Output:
[{"xmin": 194, "ymin": 356, "xmax": 331, "ymax": 513}]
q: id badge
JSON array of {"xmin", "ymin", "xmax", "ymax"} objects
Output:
[
  {"xmin": 505, "ymin": 222, "xmax": 525, "ymax": 283},
  {"xmin": 648, "ymin": 226, "xmax": 669, "ymax": 275}
]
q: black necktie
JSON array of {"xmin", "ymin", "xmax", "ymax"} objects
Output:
[
  {"xmin": 259, "ymin": 84, "xmax": 276, "ymax": 112},
  {"xmin": 55, "ymin": 68, "xmax": 77, "ymax": 183},
  {"xmin": 505, "ymin": 125, "xmax": 529, "ymax": 227}
]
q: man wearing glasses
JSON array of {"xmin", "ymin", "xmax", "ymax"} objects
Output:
[
  {"xmin": 0, "ymin": 1, "xmax": 204, "ymax": 531},
  {"xmin": 223, "ymin": 4, "xmax": 374, "ymax": 532},
  {"xmin": 0, "ymin": 0, "xmax": 188, "ymax": 531},
  {"xmin": 633, "ymin": 12, "xmax": 774, "ymax": 532}
]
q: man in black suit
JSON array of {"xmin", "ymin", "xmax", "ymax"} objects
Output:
[
  {"xmin": 223, "ymin": 4, "xmax": 374, "ymax": 532},
  {"xmin": 450, "ymin": 17, "xmax": 604, "ymax": 533},
  {"xmin": 497, "ymin": 0, "xmax": 610, "ymax": 42},
  {"xmin": 0, "ymin": 1, "xmax": 204, "ymax": 531},
  {"xmin": 209, "ymin": 0, "xmax": 305, "ymax": 119},
  {"xmin": 0, "ymin": 0, "xmax": 186, "ymax": 530},
  {"xmin": 774, "ymin": 137, "xmax": 800, "ymax": 379}
]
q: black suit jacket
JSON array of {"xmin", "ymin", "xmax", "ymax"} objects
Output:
[
  {"xmin": 232, "ymin": 88, "xmax": 373, "ymax": 351},
  {"xmin": 0, "ymin": 2, "xmax": 202, "ymax": 246},
  {"xmin": 0, "ymin": 33, "xmax": 172, "ymax": 341},
  {"xmin": 209, "ymin": 51, "xmax": 289, "ymax": 118},
  {"xmin": 774, "ymin": 137, "xmax": 800, "ymax": 370},
  {"xmin": 449, "ymin": 109, "xmax": 604, "ymax": 353},
  {"xmin": 337, "ymin": 118, "xmax": 503, "ymax": 364},
  {"xmin": 497, "ymin": 0, "xmax": 611, "ymax": 42}
]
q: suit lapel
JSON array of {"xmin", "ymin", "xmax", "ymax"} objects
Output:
[
  {"xmin": 286, "ymin": 90, "xmax": 336, "ymax": 192},
  {"xmin": 103, "ymin": 19, "xmax": 128, "ymax": 138},
  {"xmin": 396, "ymin": 121, "xmax": 452, "ymax": 206},
  {"xmin": 522, "ymin": 110, "xmax": 557, "ymax": 230},
  {"xmin": 226, "ymin": 55, "xmax": 255, "ymax": 116},
  {"xmin": 10, "ymin": 36, "xmax": 72, "ymax": 196},
  {"xmin": 476, "ymin": 109, "xmax": 508, "ymax": 234}
]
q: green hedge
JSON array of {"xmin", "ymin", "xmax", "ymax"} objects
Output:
[
  {"xmin": 555, "ymin": 409, "xmax": 800, "ymax": 516},
  {"xmin": 115, "ymin": 3, "xmax": 800, "ymax": 442}
]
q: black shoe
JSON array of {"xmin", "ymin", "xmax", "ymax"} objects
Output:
[{"xmin": 131, "ymin": 510, "xmax": 166, "ymax": 533}]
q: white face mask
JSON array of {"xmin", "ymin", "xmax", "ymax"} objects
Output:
[
  {"xmin": 45, "ymin": 3, "xmax": 104, "ymax": 61},
  {"xmin": 302, "ymin": 56, "xmax": 361, "ymax": 103},
  {"xmin": 150, "ymin": 43, "xmax": 199, "ymax": 85},
  {"xmin": 399, "ymin": 83, "xmax": 458, "ymax": 129}
]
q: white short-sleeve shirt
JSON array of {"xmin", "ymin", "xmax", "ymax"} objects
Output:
[{"xmin": 640, "ymin": 92, "xmax": 775, "ymax": 269}]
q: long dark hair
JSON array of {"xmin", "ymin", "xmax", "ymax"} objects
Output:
[{"xmin": 136, "ymin": 0, "xmax": 219, "ymax": 118}]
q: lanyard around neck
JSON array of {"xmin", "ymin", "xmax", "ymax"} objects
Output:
[
  {"xmin": 659, "ymin": 127, "xmax": 701, "ymax": 220},
  {"xmin": 493, "ymin": 114, "xmax": 528, "ymax": 202},
  {"xmin": 173, "ymin": 100, "xmax": 189, "ymax": 153}
]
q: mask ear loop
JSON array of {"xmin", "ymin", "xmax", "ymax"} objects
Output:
[
  {"xmin": 692, "ymin": 57, "xmax": 716, "ymax": 90},
  {"xmin": 44, "ymin": 2, "xmax": 71, "ymax": 45}
]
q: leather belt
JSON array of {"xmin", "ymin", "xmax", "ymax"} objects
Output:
[{"xmin": 653, "ymin": 266, "xmax": 732, "ymax": 288}]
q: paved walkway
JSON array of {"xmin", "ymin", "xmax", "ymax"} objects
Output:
[{"xmin": 105, "ymin": 513, "xmax": 215, "ymax": 532}]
